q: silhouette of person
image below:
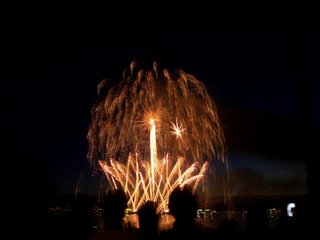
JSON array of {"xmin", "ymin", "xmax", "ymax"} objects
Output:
[
  {"xmin": 138, "ymin": 201, "xmax": 159, "ymax": 240},
  {"xmin": 163, "ymin": 186, "xmax": 210, "ymax": 239},
  {"xmin": 103, "ymin": 189, "xmax": 127, "ymax": 228},
  {"xmin": 86, "ymin": 189, "xmax": 137, "ymax": 240}
]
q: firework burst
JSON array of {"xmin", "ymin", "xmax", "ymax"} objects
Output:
[{"xmin": 87, "ymin": 61, "xmax": 225, "ymax": 212}]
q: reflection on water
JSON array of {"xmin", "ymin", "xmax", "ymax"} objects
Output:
[
  {"xmin": 48, "ymin": 197, "xmax": 309, "ymax": 235},
  {"xmin": 123, "ymin": 213, "xmax": 175, "ymax": 231}
]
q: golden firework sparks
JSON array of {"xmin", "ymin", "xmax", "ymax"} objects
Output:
[{"xmin": 87, "ymin": 61, "xmax": 226, "ymax": 213}]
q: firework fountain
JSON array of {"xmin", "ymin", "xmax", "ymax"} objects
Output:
[{"xmin": 87, "ymin": 61, "xmax": 227, "ymax": 213}]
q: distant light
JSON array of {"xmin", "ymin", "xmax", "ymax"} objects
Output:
[
  {"xmin": 197, "ymin": 209, "xmax": 203, "ymax": 218},
  {"xmin": 287, "ymin": 203, "xmax": 295, "ymax": 217}
]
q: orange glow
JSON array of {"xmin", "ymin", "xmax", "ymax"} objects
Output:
[{"xmin": 87, "ymin": 61, "xmax": 226, "ymax": 212}]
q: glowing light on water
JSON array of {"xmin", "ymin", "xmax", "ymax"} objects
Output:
[{"xmin": 87, "ymin": 61, "xmax": 226, "ymax": 212}]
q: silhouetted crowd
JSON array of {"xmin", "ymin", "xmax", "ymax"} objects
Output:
[{"xmin": 47, "ymin": 187, "xmax": 315, "ymax": 240}]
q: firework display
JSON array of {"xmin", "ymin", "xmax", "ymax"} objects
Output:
[{"xmin": 87, "ymin": 62, "xmax": 226, "ymax": 212}]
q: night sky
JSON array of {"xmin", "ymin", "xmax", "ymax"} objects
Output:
[{"xmin": 5, "ymin": 1, "xmax": 319, "ymax": 203}]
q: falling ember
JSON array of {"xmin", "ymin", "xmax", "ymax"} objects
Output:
[{"xmin": 87, "ymin": 61, "xmax": 226, "ymax": 213}]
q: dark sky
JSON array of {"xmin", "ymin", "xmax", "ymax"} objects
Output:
[{"xmin": 5, "ymin": 1, "xmax": 320, "ymax": 200}]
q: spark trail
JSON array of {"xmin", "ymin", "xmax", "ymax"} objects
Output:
[{"xmin": 87, "ymin": 61, "xmax": 225, "ymax": 212}]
